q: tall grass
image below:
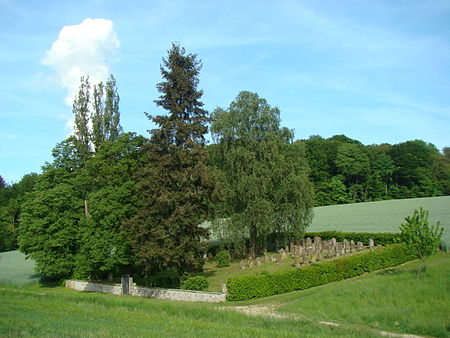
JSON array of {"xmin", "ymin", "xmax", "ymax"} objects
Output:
[
  {"xmin": 268, "ymin": 253, "xmax": 450, "ymax": 338},
  {"xmin": 311, "ymin": 196, "xmax": 450, "ymax": 247},
  {"xmin": 0, "ymin": 284, "xmax": 377, "ymax": 337}
]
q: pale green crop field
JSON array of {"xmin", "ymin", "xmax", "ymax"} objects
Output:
[
  {"xmin": 0, "ymin": 250, "xmax": 40, "ymax": 286},
  {"xmin": 310, "ymin": 196, "xmax": 450, "ymax": 247}
]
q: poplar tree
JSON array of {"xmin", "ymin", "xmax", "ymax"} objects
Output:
[
  {"xmin": 92, "ymin": 74, "xmax": 122, "ymax": 152},
  {"xmin": 129, "ymin": 44, "xmax": 216, "ymax": 276},
  {"xmin": 73, "ymin": 76, "xmax": 91, "ymax": 161}
]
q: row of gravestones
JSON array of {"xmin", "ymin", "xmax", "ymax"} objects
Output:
[{"xmin": 240, "ymin": 236, "xmax": 378, "ymax": 269}]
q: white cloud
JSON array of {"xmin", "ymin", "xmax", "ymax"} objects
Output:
[{"xmin": 43, "ymin": 18, "xmax": 120, "ymax": 106}]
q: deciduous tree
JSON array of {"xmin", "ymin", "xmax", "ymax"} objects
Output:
[{"xmin": 211, "ymin": 91, "xmax": 314, "ymax": 257}]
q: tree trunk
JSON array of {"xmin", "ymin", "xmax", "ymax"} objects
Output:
[
  {"xmin": 84, "ymin": 200, "xmax": 91, "ymax": 217},
  {"xmin": 249, "ymin": 223, "xmax": 257, "ymax": 259}
]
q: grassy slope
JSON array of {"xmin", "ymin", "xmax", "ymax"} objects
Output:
[
  {"xmin": 310, "ymin": 196, "xmax": 450, "ymax": 246},
  {"xmin": 236, "ymin": 253, "xmax": 450, "ymax": 338},
  {"xmin": 0, "ymin": 285, "xmax": 376, "ymax": 337},
  {"xmin": 0, "ymin": 250, "xmax": 40, "ymax": 286},
  {"xmin": 1, "ymin": 254, "xmax": 448, "ymax": 337}
]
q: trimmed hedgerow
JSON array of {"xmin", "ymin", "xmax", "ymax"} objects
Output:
[
  {"xmin": 226, "ymin": 244, "xmax": 415, "ymax": 301},
  {"xmin": 305, "ymin": 231, "xmax": 400, "ymax": 245}
]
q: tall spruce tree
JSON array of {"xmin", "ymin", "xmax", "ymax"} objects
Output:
[{"xmin": 129, "ymin": 44, "xmax": 216, "ymax": 276}]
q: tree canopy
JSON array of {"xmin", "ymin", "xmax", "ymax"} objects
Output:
[{"xmin": 211, "ymin": 91, "xmax": 314, "ymax": 257}]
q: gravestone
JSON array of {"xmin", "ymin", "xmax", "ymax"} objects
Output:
[
  {"xmin": 357, "ymin": 241, "xmax": 364, "ymax": 251},
  {"xmin": 369, "ymin": 238, "xmax": 375, "ymax": 251},
  {"xmin": 306, "ymin": 237, "xmax": 312, "ymax": 247},
  {"xmin": 331, "ymin": 238, "xmax": 337, "ymax": 247},
  {"xmin": 240, "ymin": 260, "xmax": 246, "ymax": 269},
  {"xmin": 256, "ymin": 257, "xmax": 261, "ymax": 266},
  {"xmin": 121, "ymin": 274, "xmax": 130, "ymax": 295}
]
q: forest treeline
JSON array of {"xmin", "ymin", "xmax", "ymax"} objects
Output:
[{"xmin": 1, "ymin": 44, "xmax": 449, "ymax": 282}]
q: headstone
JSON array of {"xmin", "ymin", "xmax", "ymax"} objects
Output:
[
  {"xmin": 350, "ymin": 240, "xmax": 356, "ymax": 253},
  {"xmin": 314, "ymin": 236, "xmax": 321, "ymax": 244},
  {"xmin": 318, "ymin": 252, "xmax": 323, "ymax": 261},
  {"xmin": 357, "ymin": 241, "xmax": 364, "ymax": 251},
  {"xmin": 336, "ymin": 242, "xmax": 342, "ymax": 256},
  {"xmin": 279, "ymin": 248, "xmax": 287, "ymax": 259},
  {"xmin": 276, "ymin": 252, "xmax": 282, "ymax": 264},
  {"xmin": 306, "ymin": 237, "xmax": 312, "ymax": 247},
  {"xmin": 294, "ymin": 256, "xmax": 303, "ymax": 268},
  {"xmin": 240, "ymin": 260, "xmax": 246, "ymax": 269},
  {"xmin": 271, "ymin": 253, "xmax": 277, "ymax": 262},
  {"xmin": 264, "ymin": 254, "xmax": 269, "ymax": 264},
  {"xmin": 256, "ymin": 257, "xmax": 261, "ymax": 266},
  {"xmin": 369, "ymin": 238, "xmax": 375, "ymax": 251},
  {"xmin": 331, "ymin": 238, "xmax": 337, "ymax": 247},
  {"xmin": 248, "ymin": 258, "xmax": 254, "ymax": 267}
]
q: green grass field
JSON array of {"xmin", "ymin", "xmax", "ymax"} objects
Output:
[
  {"xmin": 0, "ymin": 250, "xmax": 40, "ymax": 286},
  {"xmin": 310, "ymin": 196, "xmax": 450, "ymax": 246},
  {"xmin": 0, "ymin": 285, "xmax": 377, "ymax": 337},
  {"xmin": 1, "ymin": 253, "xmax": 448, "ymax": 337},
  {"xmin": 239, "ymin": 252, "xmax": 450, "ymax": 338}
]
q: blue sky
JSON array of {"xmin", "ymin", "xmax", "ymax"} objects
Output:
[{"xmin": 1, "ymin": 0, "xmax": 449, "ymax": 183}]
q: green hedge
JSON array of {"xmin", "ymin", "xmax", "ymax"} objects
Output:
[
  {"xmin": 304, "ymin": 231, "xmax": 400, "ymax": 245},
  {"xmin": 226, "ymin": 244, "xmax": 415, "ymax": 301},
  {"xmin": 182, "ymin": 276, "xmax": 209, "ymax": 291}
]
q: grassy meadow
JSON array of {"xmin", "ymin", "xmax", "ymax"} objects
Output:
[
  {"xmin": 0, "ymin": 284, "xmax": 378, "ymax": 337},
  {"xmin": 239, "ymin": 252, "xmax": 450, "ymax": 338},
  {"xmin": 1, "ymin": 197, "xmax": 449, "ymax": 336},
  {"xmin": 1, "ymin": 253, "xmax": 448, "ymax": 337},
  {"xmin": 311, "ymin": 196, "xmax": 450, "ymax": 246}
]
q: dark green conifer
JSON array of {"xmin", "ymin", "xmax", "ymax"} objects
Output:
[{"xmin": 130, "ymin": 44, "xmax": 216, "ymax": 276}]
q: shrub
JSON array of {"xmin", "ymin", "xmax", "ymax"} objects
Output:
[
  {"xmin": 399, "ymin": 207, "xmax": 444, "ymax": 276},
  {"xmin": 182, "ymin": 276, "xmax": 209, "ymax": 291},
  {"xmin": 226, "ymin": 244, "xmax": 415, "ymax": 301},
  {"xmin": 216, "ymin": 250, "xmax": 231, "ymax": 268}
]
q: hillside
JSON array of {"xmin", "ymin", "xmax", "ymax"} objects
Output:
[{"xmin": 310, "ymin": 196, "xmax": 450, "ymax": 246}]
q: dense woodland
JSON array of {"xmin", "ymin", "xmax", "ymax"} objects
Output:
[{"xmin": 1, "ymin": 44, "xmax": 449, "ymax": 282}]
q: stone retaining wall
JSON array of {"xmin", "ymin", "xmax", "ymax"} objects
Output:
[
  {"xmin": 65, "ymin": 279, "xmax": 226, "ymax": 303},
  {"xmin": 66, "ymin": 280, "xmax": 123, "ymax": 295}
]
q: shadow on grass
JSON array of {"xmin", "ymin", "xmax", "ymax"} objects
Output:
[{"xmin": 39, "ymin": 275, "xmax": 65, "ymax": 287}]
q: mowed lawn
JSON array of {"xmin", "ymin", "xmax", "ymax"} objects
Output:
[{"xmin": 310, "ymin": 196, "xmax": 450, "ymax": 246}]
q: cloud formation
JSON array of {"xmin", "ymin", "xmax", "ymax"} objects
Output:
[{"xmin": 43, "ymin": 18, "xmax": 120, "ymax": 106}]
